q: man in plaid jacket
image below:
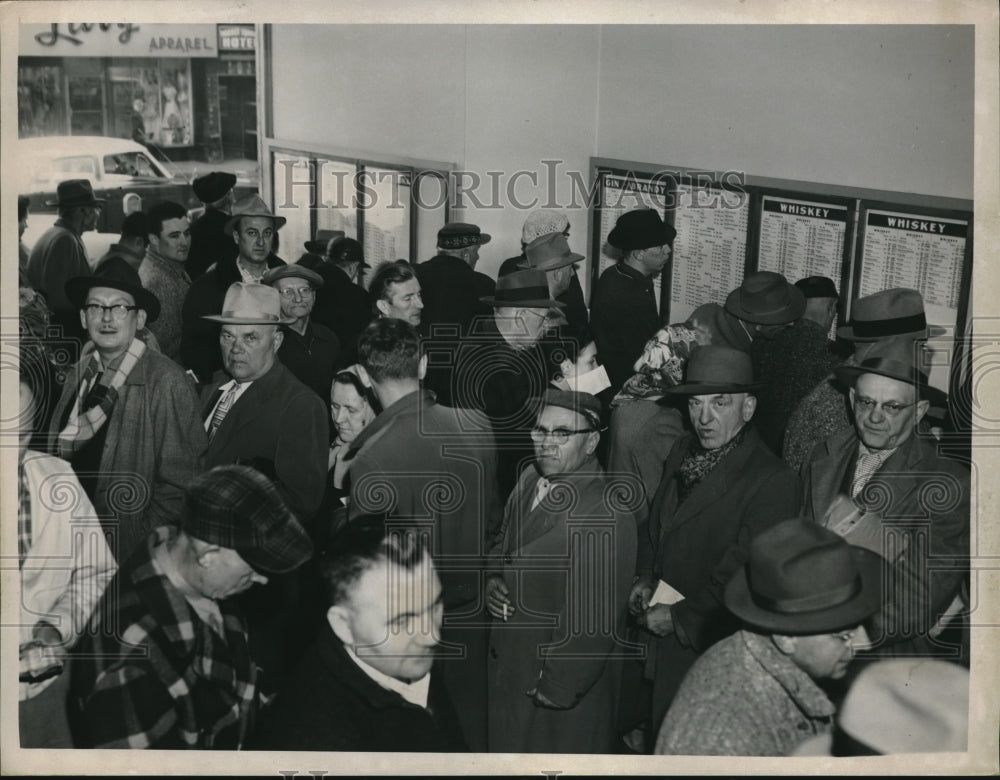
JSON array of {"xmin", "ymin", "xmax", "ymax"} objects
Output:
[{"xmin": 70, "ymin": 465, "xmax": 312, "ymax": 749}]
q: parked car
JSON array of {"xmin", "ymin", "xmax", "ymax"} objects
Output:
[{"xmin": 16, "ymin": 135, "xmax": 257, "ymax": 235}]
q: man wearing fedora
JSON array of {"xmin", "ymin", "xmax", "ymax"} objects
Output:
[
  {"xmin": 71, "ymin": 464, "xmax": 313, "ymax": 749},
  {"xmin": 783, "ymin": 287, "xmax": 943, "ymax": 471},
  {"xmin": 590, "ymin": 208, "xmax": 676, "ymax": 394},
  {"xmin": 417, "ymin": 223, "xmax": 495, "ymax": 406},
  {"xmin": 139, "ymin": 201, "xmax": 193, "ymax": 363},
  {"xmin": 517, "ymin": 231, "xmax": 589, "ymax": 343},
  {"xmin": 624, "ymin": 345, "xmax": 800, "ymax": 744},
  {"xmin": 200, "ymin": 282, "xmax": 327, "ymax": 696},
  {"xmin": 727, "ymin": 271, "xmax": 838, "ymax": 455},
  {"xmin": 48, "ymin": 257, "xmax": 208, "ymax": 562},
  {"xmin": 800, "ymin": 335, "xmax": 969, "ymax": 659},
  {"xmin": 180, "ymin": 194, "xmax": 287, "ymax": 385},
  {"xmin": 498, "ymin": 209, "xmax": 590, "ymax": 345},
  {"xmin": 310, "ymin": 235, "xmax": 371, "ymax": 365},
  {"xmin": 654, "ymin": 520, "xmax": 883, "ymax": 756},
  {"xmin": 346, "ymin": 317, "xmax": 500, "ymax": 751},
  {"xmin": 27, "ymin": 178, "xmax": 105, "ymax": 345},
  {"xmin": 262, "ymin": 264, "xmax": 341, "ymax": 410},
  {"xmin": 485, "ymin": 389, "xmax": 638, "ymax": 754},
  {"xmin": 452, "ymin": 268, "xmax": 571, "ymax": 498},
  {"xmin": 185, "ymin": 171, "xmax": 238, "ymax": 281}
]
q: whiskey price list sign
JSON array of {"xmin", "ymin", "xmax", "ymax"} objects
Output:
[
  {"xmin": 757, "ymin": 196, "xmax": 849, "ymax": 284},
  {"xmin": 858, "ymin": 209, "xmax": 967, "ymax": 310}
]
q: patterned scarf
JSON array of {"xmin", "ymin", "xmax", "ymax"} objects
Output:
[
  {"xmin": 57, "ymin": 338, "xmax": 146, "ymax": 458},
  {"xmin": 676, "ymin": 426, "xmax": 747, "ymax": 504}
]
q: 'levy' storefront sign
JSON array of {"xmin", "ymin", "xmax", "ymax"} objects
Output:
[{"xmin": 20, "ymin": 23, "xmax": 219, "ymax": 57}]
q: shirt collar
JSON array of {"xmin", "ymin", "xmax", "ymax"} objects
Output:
[{"xmin": 344, "ymin": 645, "xmax": 431, "ymax": 709}]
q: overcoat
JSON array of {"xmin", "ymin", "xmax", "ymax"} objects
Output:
[
  {"xmin": 49, "ymin": 347, "xmax": 207, "ymax": 561},
  {"xmin": 800, "ymin": 426, "xmax": 969, "ymax": 656},
  {"xmin": 636, "ymin": 425, "xmax": 800, "ymax": 730},
  {"xmin": 487, "ymin": 465, "xmax": 638, "ymax": 753}
]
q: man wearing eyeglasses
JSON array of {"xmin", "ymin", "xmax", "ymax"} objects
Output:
[
  {"xmin": 49, "ymin": 258, "xmax": 208, "ymax": 563},
  {"xmin": 263, "ymin": 264, "xmax": 341, "ymax": 412},
  {"xmin": 485, "ymin": 389, "xmax": 638, "ymax": 753},
  {"xmin": 801, "ymin": 335, "xmax": 970, "ymax": 660}
]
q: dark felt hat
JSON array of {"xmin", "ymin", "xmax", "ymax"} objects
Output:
[
  {"xmin": 262, "ymin": 264, "xmax": 324, "ymax": 289},
  {"xmin": 725, "ymin": 271, "xmax": 806, "ymax": 325},
  {"xmin": 46, "ymin": 178, "xmax": 106, "ymax": 208},
  {"xmin": 725, "ymin": 519, "xmax": 884, "ymax": 634},
  {"xmin": 535, "ymin": 389, "xmax": 603, "ymax": 428},
  {"xmin": 65, "ymin": 256, "xmax": 161, "ymax": 323},
  {"xmin": 795, "ymin": 275, "xmax": 839, "ymax": 300},
  {"xmin": 480, "ymin": 269, "xmax": 565, "ymax": 309},
  {"xmin": 835, "ymin": 335, "xmax": 931, "ymax": 392},
  {"xmin": 327, "ymin": 236, "xmax": 370, "ymax": 268},
  {"xmin": 304, "ymin": 229, "xmax": 346, "ymax": 254},
  {"xmin": 181, "ymin": 464, "xmax": 313, "ymax": 575},
  {"xmin": 661, "ymin": 345, "xmax": 765, "ymax": 396},
  {"xmin": 438, "ymin": 222, "xmax": 492, "ymax": 250},
  {"xmin": 192, "ymin": 171, "xmax": 237, "ymax": 203},
  {"xmin": 607, "ymin": 208, "xmax": 676, "ymax": 251},
  {"xmin": 837, "ymin": 288, "xmax": 946, "ymax": 342}
]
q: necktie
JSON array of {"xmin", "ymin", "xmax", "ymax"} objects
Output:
[
  {"xmin": 208, "ymin": 383, "xmax": 240, "ymax": 441},
  {"xmin": 851, "ymin": 451, "xmax": 883, "ymax": 498},
  {"xmin": 530, "ymin": 477, "xmax": 550, "ymax": 511},
  {"xmin": 81, "ymin": 371, "xmax": 105, "ymax": 412}
]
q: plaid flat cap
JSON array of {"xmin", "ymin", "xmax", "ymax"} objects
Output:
[{"xmin": 181, "ymin": 465, "xmax": 313, "ymax": 574}]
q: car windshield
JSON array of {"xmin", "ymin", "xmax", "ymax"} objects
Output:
[{"xmin": 104, "ymin": 151, "xmax": 164, "ymax": 178}]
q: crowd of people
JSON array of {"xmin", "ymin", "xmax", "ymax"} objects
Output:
[{"xmin": 14, "ymin": 172, "xmax": 971, "ymax": 756}]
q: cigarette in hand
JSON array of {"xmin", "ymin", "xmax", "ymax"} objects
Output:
[{"xmin": 503, "ymin": 603, "xmax": 508, "ymax": 622}]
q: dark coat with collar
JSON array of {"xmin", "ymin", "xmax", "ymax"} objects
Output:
[
  {"xmin": 800, "ymin": 426, "xmax": 970, "ymax": 657},
  {"xmin": 346, "ymin": 388, "xmax": 501, "ymax": 751},
  {"xmin": 487, "ymin": 464, "xmax": 638, "ymax": 753},
  {"xmin": 180, "ymin": 252, "xmax": 286, "ymax": 384},
  {"xmin": 200, "ymin": 359, "xmax": 327, "ymax": 523},
  {"xmin": 185, "ymin": 206, "xmax": 238, "ymax": 281},
  {"xmin": 590, "ymin": 262, "xmax": 661, "ymax": 394},
  {"xmin": 310, "ymin": 262, "xmax": 372, "ymax": 367},
  {"xmin": 636, "ymin": 425, "xmax": 800, "ymax": 729},
  {"xmin": 250, "ymin": 622, "xmax": 465, "ymax": 752}
]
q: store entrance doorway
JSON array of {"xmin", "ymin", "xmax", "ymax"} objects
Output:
[{"xmin": 218, "ymin": 75, "xmax": 257, "ymax": 160}]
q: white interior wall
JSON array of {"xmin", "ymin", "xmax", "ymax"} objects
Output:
[{"xmin": 267, "ymin": 24, "xmax": 973, "ymax": 294}]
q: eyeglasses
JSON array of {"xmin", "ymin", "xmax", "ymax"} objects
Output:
[
  {"xmin": 278, "ymin": 287, "xmax": 315, "ymax": 300},
  {"xmin": 83, "ymin": 303, "xmax": 138, "ymax": 321},
  {"xmin": 530, "ymin": 425, "xmax": 595, "ymax": 444},
  {"xmin": 853, "ymin": 397, "xmax": 916, "ymax": 417},
  {"xmin": 830, "ymin": 628, "xmax": 861, "ymax": 644}
]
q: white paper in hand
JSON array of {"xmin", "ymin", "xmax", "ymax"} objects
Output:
[{"xmin": 649, "ymin": 579, "xmax": 684, "ymax": 607}]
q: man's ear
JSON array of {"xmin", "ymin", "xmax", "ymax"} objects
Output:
[
  {"xmin": 772, "ymin": 634, "xmax": 797, "ymax": 656},
  {"xmin": 231, "ymin": 230, "xmax": 240, "ymax": 246},
  {"xmin": 584, "ymin": 429, "xmax": 600, "ymax": 456},
  {"xmin": 849, "ymin": 387, "xmax": 856, "ymax": 409},
  {"xmin": 914, "ymin": 398, "xmax": 931, "ymax": 425},
  {"xmin": 135, "ymin": 309, "xmax": 148, "ymax": 332},
  {"xmin": 148, "ymin": 233, "xmax": 160, "ymax": 252},
  {"xmin": 375, "ymin": 299, "xmax": 392, "ymax": 319},
  {"xmin": 79, "ymin": 308, "xmax": 88, "ymax": 330},
  {"xmin": 327, "ymin": 605, "xmax": 355, "ymax": 647},
  {"xmin": 272, "ymin": 328, "xmax": 284, "ymax": 351},
  {"xmin": 417, "ymin": 353, "xmax": 428, "ymax": 381},
  {"xmin": 355, "ymin": 364, "xmax": 373, "ymax": 388},
  {"xmin": 194, "ymin": 543, "xmax": 221, "ymax": 568},
  {"xmin": 741, "ymin": 394, "xmax": 757, "ymax": 422}
]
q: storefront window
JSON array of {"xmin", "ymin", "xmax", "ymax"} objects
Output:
[
  {"xmin": 108, "ymin": 59, "xmax": 194, "ymax": 148},
  {"xmin": 272, "ymin": 151, "xmax": 312, "ymax": 263},
  {"xmin": 18, "ymin": 62, "xmax": 66, "ymax": 138}
]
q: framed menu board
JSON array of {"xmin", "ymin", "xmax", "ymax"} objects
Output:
[
  {"xmin": 593, "ymin": 169, "xmax": 671, "ymax": 313},
  {"xmin": 853, "ymin": 201, "xmax": 973, "ymax": 391}
]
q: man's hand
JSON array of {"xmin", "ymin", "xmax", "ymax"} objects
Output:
[
  {"xmin": 636, "ymin": 603, "xmax": 674, "ymax": 636},
  {"xmin": 628, "ymin": 574, "xmax": 656, "ymax": 616},
  {"xmin": 19, "ymin": 622, "xmax": 67, "ymax": 683},
  {"xmin": 485, "ymin": 574, "xmax": 515, "ymax": 621}
]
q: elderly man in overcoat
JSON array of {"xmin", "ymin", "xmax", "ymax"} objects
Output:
[
  {"xmin": 485, "ymin": 390, "xmax": 638, "ymax": 753},
  {"xmin": 800, "ymin": 335, "xmax": 969, "ymax": 659},
  {"xmin": 625, "ymin": 345, "xmax": 800, "ymax": 746}
]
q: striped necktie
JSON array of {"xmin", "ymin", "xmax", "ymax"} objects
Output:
[{"xmin": 208, "ymin": 383, "xmax": 240, "ymax": 441}]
